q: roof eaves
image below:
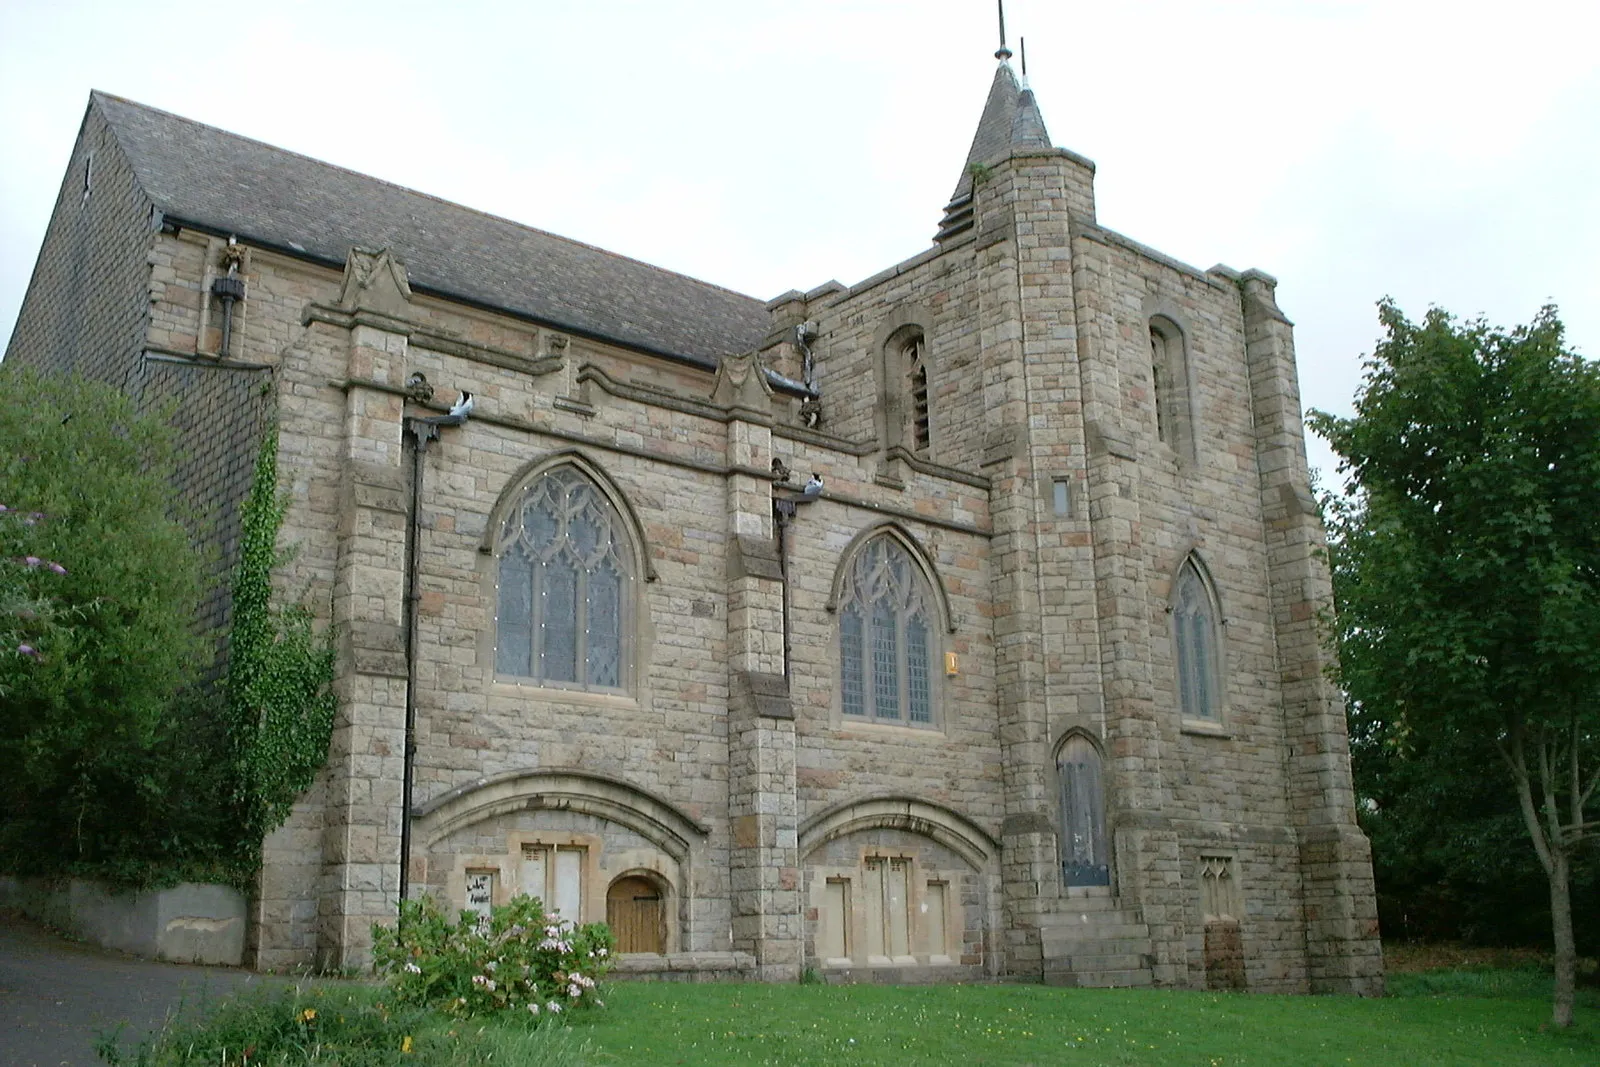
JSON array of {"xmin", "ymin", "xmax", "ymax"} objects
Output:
[{"xmin": 159, "ymin": 212, "xmax": 724, "ymax": 373}]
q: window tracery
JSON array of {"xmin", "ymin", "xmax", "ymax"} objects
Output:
[
  {"xmin": 838, "ymin": 536, "xmax": 937, "ymax": 726},
  {"xmin": 494, "ymin": 466, "xmax": 633, "ymax": 690}
]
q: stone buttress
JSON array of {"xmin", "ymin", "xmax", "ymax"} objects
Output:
[{"xmin": 715, "ymin": 353, "xmax": 803, "ymax": 981}]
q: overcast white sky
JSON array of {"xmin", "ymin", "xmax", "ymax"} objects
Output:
[{"xmin": 3, "ymin": 0, "xmax": 1597, "ymax": 479}]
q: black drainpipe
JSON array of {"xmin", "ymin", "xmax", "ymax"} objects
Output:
[
  {"xmin": 212, "ymin": 274, "xmax": 244, "ymax": 357},
  {"xmin": 772, "ymin": 481, "xmax": 821, "ymax": 680},
  {"xmin": 774, "ymin": 498, "xmax": 797, "ymax": 680},
  {"xmin": 399, "ymin": 404, "xmax": 469, "ymax": 910}
]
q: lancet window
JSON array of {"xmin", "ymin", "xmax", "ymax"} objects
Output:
[{"xmin": 1173, "ymin": 556, "xmax": 1222, "ymax": 723}]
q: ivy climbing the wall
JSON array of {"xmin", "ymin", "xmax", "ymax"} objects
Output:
[{"xmin": 226, "ymin": 428, "xmax": 337, "ymax": 857}]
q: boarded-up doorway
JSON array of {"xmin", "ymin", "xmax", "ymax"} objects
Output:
[
  {"xmin": 1058, "ymin": 734, "xmax": 1110, "ymax": 887},
  {"xmin": 606, "ymin": 876, "xmax": 664, "ymax": 954}
]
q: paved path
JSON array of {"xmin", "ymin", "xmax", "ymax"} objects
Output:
[{"xmin": 0, "ymin": 913, "xmax": 268, "ymax": 1067}]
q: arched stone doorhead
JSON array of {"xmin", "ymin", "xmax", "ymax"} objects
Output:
[
  {"xmin": 412, "ymin": 767, "xmax": 708, "ymax": 862},
  {"xmin": 798, "ymin": 794, "xmax": 998, "ymax": 870}
]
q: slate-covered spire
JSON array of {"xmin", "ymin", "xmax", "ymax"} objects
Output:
[{"xmin": 935, "ymin": 60, "xmax": 1053, "ymax": 243}]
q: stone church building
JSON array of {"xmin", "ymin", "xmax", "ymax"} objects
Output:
[{"xmin": 5, "ymin": 55, "xmax": 1382, "ymax": 992}]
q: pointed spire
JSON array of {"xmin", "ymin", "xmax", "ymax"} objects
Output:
[
  {"xmin": 935, "ymin": 60, "xmax": 1054, "ymax": 243},
  {"xmin": 1011, "ymin": 81, "xmax": 1049, "ymax": 151}
]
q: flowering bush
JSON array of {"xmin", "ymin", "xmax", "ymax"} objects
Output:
[
  {"xmin": 374, "ymin": 893, "xmax": 613, "ymax": 1021},
  {"xmin": 0, "ymin": 503, "xmax": 73, "ymax": 683}
]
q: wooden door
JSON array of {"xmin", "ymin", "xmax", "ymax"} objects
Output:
[{"xmin": 605, "ymin": 876, "xmax": 663, "ymax": 953}]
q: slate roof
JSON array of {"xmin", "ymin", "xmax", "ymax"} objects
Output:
[
  {"xmin": 91, "ymin": 92, "xmax": 771, "ymax": 368},
  {"xmin": 936, "ymin": 62, "xmax": 1053, "ymax": 241},
  {"xmin": 950, "ymin": 62, "xmax": 1053, "ymax": 202}
]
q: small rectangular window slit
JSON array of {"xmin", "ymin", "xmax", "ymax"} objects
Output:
[{"xmin": 1052, "ymin": 479, "xmax": 1071, "ymax": 517}]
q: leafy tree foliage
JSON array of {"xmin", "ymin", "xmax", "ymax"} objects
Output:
[
  {"xmin": 1313, "ymin": 302, "xmax": 1600, "ymax": 1027},
  {"xmin": 0, "ymin": 369, "xmax": 241, "ymax": 883},
  {"xmin": 0, "ymin": 373, "xmax": 336, "ymax": 889},
  {"xmin": 1351, "ymin": 700, "xmax": 1598, "ymax": 951}
]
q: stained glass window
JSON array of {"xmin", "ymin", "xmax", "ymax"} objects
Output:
[
  {"xmin": 1174, "ymin": 557, "xmax": 1221, "ymax": 722},
  {"xmin": 837, "ymin": 536, "xmax": 938, "ymax": 726},
  {"xmin": 495, "ymin": 466, "xmax": 633, "ymax": 690}
]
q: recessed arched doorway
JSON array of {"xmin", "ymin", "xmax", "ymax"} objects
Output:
[
  {"xmin": 1057, "ymin": 734, "xmax": 1110, "ymax": 887},
  {"xmin": 605, "ymin": 875, "xmax": 665, "ymax": 953}
]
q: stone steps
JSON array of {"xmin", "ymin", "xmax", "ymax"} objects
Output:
[
  {"xmin": 1056, "ymin": 891, "xmax": 1122, "ymax": 913},
  {"xmin": 1041, "ymin": 936, "xmax": 1151, "ymax": 958},
  {"xmin": 1043, "ymin": 950, "xmax": 1149, "ymax": 973},
  {"xmin": 1042, "ymin": 922, "xmax": 1150, "ymax": 942},
  {"xmin": 1033, "ymin": 894, "xmax": 1154, "ymax": 988}
]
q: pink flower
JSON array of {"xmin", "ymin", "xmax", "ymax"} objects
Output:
[
  {"xmin": 47, "ymin": 562, "xmax": 66, "ymax": 575},
  {"xmin": 17, "ymin": 645, "xmax": 40, "ymax": 658}
]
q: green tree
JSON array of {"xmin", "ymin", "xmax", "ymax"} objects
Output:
[
  {"xmin": 1312, "ymin": 302, "xmax": 1600, "ymax": 1027},
  {"xmin": 0, "ymin": 369, "xmax": 222, "ymax": 879},
  {"xmin": 1351, "ymin": 690, "xmax": 1598, "ymax": 950}
]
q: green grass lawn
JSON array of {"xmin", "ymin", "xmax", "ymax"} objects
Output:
[
  {"xmin": 118, "ymin": 967, "xmax": 1598, "ymax": 1066},
  {"xmin": 577, "ymin": 974, "xmax": 1599, "ymax": 1067}
]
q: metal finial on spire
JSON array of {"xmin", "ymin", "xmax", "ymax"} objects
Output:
[
  {"xmin": 995, "ymin": 0, "xmax": 1013, "ymax": 61},
  {"xmin": 1020, "ymin": 37, "xmax": 1027, "ymax": 76}
]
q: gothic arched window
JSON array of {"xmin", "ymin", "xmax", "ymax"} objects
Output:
[
  {"xmin": 1173, "ymin": 556, "xmax": 1222, "ymax": 723},
  {"xmin": 493, "ymin": 466, "xmax": 634, "ymax": 690},
  {"xmin": 838, "ymin": 536, "xmax": 938, "ymax": 727}
]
